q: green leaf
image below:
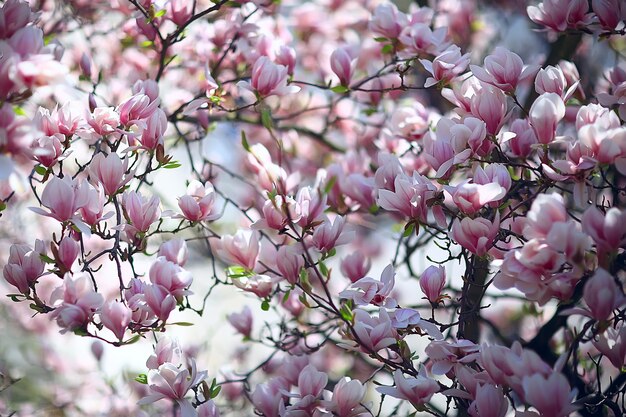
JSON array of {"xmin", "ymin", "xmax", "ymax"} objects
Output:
[
  {"xmin": 35, "ymin": 165, "xmax": 47, "ymax": 176},
  {"xmin": 226, "ymin": 265, "xmax": 253, "ymax": 279},
  {"xmin": 135, "ymin": 374, "xmax": 148, "ymax": 384},
  {"xmin": 0, "ymin": 201, "xmax": 6, "ymax": 212},
  {"xmin": 261, "ymin": 299, "xmax": 270, "ymax": 311},
  {"xmin": 339, "ymin": 303, "xmax": 353, "ymax": 321},
  {"xmin": 13, "ymin": 106, "xmax": 26, "ymax": 116},
  {"xmin": 163, "ymin": 161, "xmax": 182, "ymax": 169},
  {"xmin": 323, "ymin": 176, "xmax": 337, "ymax": 194},
  {"xmin": 241, "ymin": 130, "xmax": 250, "ymax": 152},
  {"xmin": 72, "ymin": 327, "xmax": 89, "ymax": 336},
  {"xmin": 282, "ymin": 289, "xmax": 291, "ymax": 303},
  {"xmin": 330, "ymin": 85, "xmax": 349, "ymax": 94},
  {"xmin": 170, "ymin": 321, "xmax": 194, "ymax": 326},
  {"xmin": 210, "ymin": 385, "xmax": 221, "ymax": 398},
  {"xmin": 154, "ymin": 8, "xmax": 166, "ymax": 18},
  {"xmin": 140, "ymin": 40, "xmax": 154, "ymax": 48},
  {"xmin": 261, "ymin": 108, "xmax": 273, "ymax": 129},
  {"xmin": 373, "ymin": 36, "xmax": 388, "ymax": 42},
  {"xmin": 381, "ymin": 44, "xmax": 394, "ymax": 54},
  {"xmin": 403, "ymin": 222, "xmax": 415, "ymax": 237},
  {"xmin": 327, "ymin": 248, "xmax": 336, "ymax": 258},
  {"xmin": 125, "ymin": 335, "xmax": 142, "ymax": 345},
  {"xmin": 40, "ymin": 254, "xmax": 55, "ymax": 264},
  {"xmin": 319, "ymin": 261, "xmax": 328, "ymax": 277}
]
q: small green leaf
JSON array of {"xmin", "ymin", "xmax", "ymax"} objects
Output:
[
  {"xmin": 13, "ymin": 106, "xmax": 26, "ymax": 116},
  {"xmin": 170, "ymin": 321, "xmax": 194, "ymax": 326},
  {"xmin": 261, "ymin": 299, "xmax": 270, "ymax": 311},
  {"xmin": 381, "ymin": 44, "xmax": 394, "ymax": 54},
  {"xmin": 373, "ymin": 36, "xmax": 388, "ymax": 42},
  {"xmin": 0, "ymin": 201, "xmax": 6, "ymax": 212},
  {"xmin": 135, "ymin": 374, "xmax": 148, "ymax": 384},
  {"xmin": 210, "ymin": 385, "xmax": 221, "ymax": 398},
  {"xmin": 163, "ymin": 161, "xmax": 181, "ymax": 169},
  {"xmin": 125, "ymin": 335, "xmax": 142, "ymax": 345},
  {"xmin": 241, "ymin": 130, "xmax": 250, "ymax": 152},
  {"xmin": 261, "ymin": 109, "xmax": 273, "ymax": 129},
  {"xmin": 282, "ymin": 290, "xmax": 291, "ymax": 303},
  {"xmin": 319, "ymin": 261, "xmax": 328, "ymax": 277},
  {"xmin": 324, "ymin": 176, "xmax": 337, "ymax": 194},
  {"xmin": 35, "ymin": 165, "xmax": 47, "ymax": 176},
  {"xmin": 154, "ymin": 8, "xmax": 166, "ymax": 18},
  {"xmin": 331, "ymin": 85, "xmax": 349, "ymax": 94},
  {"xmin": 403, "ymin": 222, "xmax": 415, "ymax": 237},
  {"xmin": 40, "ymin": 254, "xmax": 55, "ymax": 264},
  {"xmin": 327, "ymin": 248, "xmax": 337, "ymax": 258},
  {"xmin": 73, "ymin": 327, "xmax": 89, "ymax": 336},
  {"xmin": 226, "ymin": 265, "xmax": 253, "ymax": 279}
]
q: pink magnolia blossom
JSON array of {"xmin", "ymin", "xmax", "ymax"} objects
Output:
[
  {"xmin": 57, "ymin": 236, "xmax": 79, "ymax": 272},
  {"xmin": 177, "ymin": 180, "xmax": 221, "ymax": 222},
  {"xmin": 582, "ymin": 206, "xmax": 626, "ymax": 255},
  {"xmin": 582, "ymin": 268, "xmax": 625, "ymax": 321},
  {"xmin": 3, "ymin": 240, "xmax": 46, "ymax": 294},
  {"xmin": 523, "ymin": 193, "xmax": 567, "ymax": 240},
  {"xmin": 276, "ymin": 245, "xmax": 303, "ymax": 285},
  {"xmin": 295, "ymin": 186, "xmax": 327, "ymax": 228},
  {"xmin": 167, "ymin": 0, "xmax": 193, "ymax": 26},
  {"xmin": 425, "ymin": 340, "xmax": 481, "ymax": 375},
  {"xmin": 468, "ymin": 384, "xmax": 508, "ymax": 417},
  {"xmin": 369, "ymin": 3, "xmax": 408, "ymax": 39},
  {"xmin": 100, "ymin": 300, "xmax": 132, "ymax": 341},
  {"xmin": 339, "ymin": 263, "xmax": 397, "ymax": 308},
  {"xmin": 527, "ymin": 0, "xmax": 592, "ymax": 32},
  {"xmin": 50, "ymin": 272, "xmax": 104, "ymax": 333},
  {"xmin": 31, "ymin": 134, "xmax": 64, "ymax": 167},
  {"xmin": 420, "ymin": 265, "xmax": 446, "ymax": 303},
  {"xmin": 377, "ymin": 171, "xmax": 443, "ymax": 224},
  {"xmin": 118, "ymin": 93, "xmax": 159, "ymax": 126},
  {"xmin": 311, "ymin": 216, "xmax": 352, "ymax": 253},
  {"xmin": 592, "ymin": 0, "xmax": 623, "ymax": 29},
  {"xmin": 197, "ymin": 400, "xmax": 220, "ymax": 417},
  {"xmin": 251, "ymin": 377, "xmax": 289, "ymax": 417},
  {"xmin": 529, "ymin": 92, "xmax": 565, "ymax": 144},
  {"xmin": 330, "ymin": 47, "xmax": 355, "ymax": 86},
  {"xmin": 592, "ymin": 324, "xmax": 626, "ymax": 369},
  {"xmin": 322, "ymin": 378, "xmax": 368, "ymax": 417},
  {"xmin": 149, "ymin": 257, "xmax": 193, "ymax": 298},
  {"xmin": 420, "ymin": 45, "xmax": 470, "ymax": 88},
  {"xmin": 79, "ymin": 183, "xmax": 111, "ymax": 226},
  {"xmin": 231, "ymin": 274, "xmax": 274, "ymax": 298},
  {"xmin": 239, "ymin": 56, "xmax": 299, "ymax": 99},
  {"xmin": 137, "ymin": 107, "xmax": 167, "ymax": 150},
  {"xmin": 470, "ymin": 47, "xmax": 537, "ymax": 93},
  {"xmin": 398, "ymin": 23, "xmax": 448, "ymax": 58},
  {"xmin": 340, "ymin": 252, "xmax": 371, "ymax": 282},
  {"xmin": 31, "ymin": 176, "xmax": 90, "ymax": 223},
  {"xmin": 146, "ymin": 337, "xmax": 181, "ymax": 370},
  {"xmin": 507, "ymin": 118, "xmax": 538, "ymax": 158},
  {"xmin": 470, "ymin": 84, "xmax": 507, "ymax": 136},
  {"xmin": 122, "ymin": 190, "xmax": 161, "ymax": 233},
  {"xmin": 252, "ymin": 194, "xmax": 300, "ymax": 231},
  {"xmin": 447, "ymin": 182, "xmax": 506, "ymax": 215},
  {"xmin": 89, "ymin": 152, "xmax": 130, "ymax": 196},
  {"xmin": 213, "ymin": 230, "xmax": 260, "ymax": 271},
  {"xmin": 227, "ymin": 305, "xmax": 253, "ymax": 337},
  {"xmin": 138, "ymin": 360, "xmax": 207, "ymax": 417},
  {"xmin": 143, "ymin": 283, "xmax": 177, "ymax": 322},
  {"xmin": 158, "ymin": 238, "xmax": 188, "ymax": 267},
  {"xmin": 346, "ymin": 308, "xmax": 397, "ymax": 353},
  {"xmin": 376, "ymin": 367, "xmax": 439, "ymax": 408},
  {"xmin": 451, "ymin": 212, "xmax": 500, "ymax": 256},
  {"xmin": 522, "ymin": 372, "xmax": 578, "ymax": 417},
  {"xmin": 0, "ymin": 0, "xmax": 32, "ymax": 39},
  {"xmin": 87, "ymin": 106, "xmax": 120, "ymax": 136}
]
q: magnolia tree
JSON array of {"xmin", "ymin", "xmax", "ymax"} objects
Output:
[{"xmin": 1, "ymin": 0, "xmax": 626, "ymax": 416}]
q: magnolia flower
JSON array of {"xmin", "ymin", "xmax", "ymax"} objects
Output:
[
  {"xmin": 138, "ymin": 360, "xmax": 207, "ymax": 417},
  {"xmin": 420, "ymin": 45, "xmax": 470, "ymax": 88},
  {"xmin": 376, "ymin": 367, "xmax": 439, "ymax": 408},
  {"xmin": 451, "ymin": 212, "xmax": 500, "ymax": 256},
  {"xmin": 238, "ymin": 56, "xmax": 299, "ymax": 99},
  {"xmin": 470, "ymin": 47, "xmax": 538, "ymax": 93},
  {"xmin": 177, "ymin": 180, "xmax": 221, "ymax": 222},
  {"xmin": 339, "ymin": 263, "xmax": 397, "ymax": 308}
]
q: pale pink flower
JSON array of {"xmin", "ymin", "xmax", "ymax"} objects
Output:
[
  {"xmin": 369, "ymin": 3, "xmax": 408, "ymax": 39},
  {"xmin": 522, "ymin": 372, "xmax": 578, "ymax": 417},
  {"xmin": 470, "ymin": 84, "xmax": 507, "ymax": 135},
  {"xmin": 275, "ymin": 45, "xmax": 296, "ymax": 76},
  {"xmin": 232, "ymin": 273, "xmax": 274, "ymax": 298},
  {"xmin": 398, "ymin": 23, "xmax": 448, "ymax": 58},
  {"xmin": 322, "ymin": 378, "xmax": 368, "ymax": 417},
  {"xmin": 523, "ymin": 193, "xmax": 567, "ymax": 240},
  {"xmin": 420, "ymin": 45, "xmax": 470, "ymax": 88},
  {"xmin": 582, "ymin": 268, "xmax": 625, "ymax": 321},
  {"xmin": 167, "ymin": 0, "xmax": 193, "ymax": 26},
  {"xmin": 347, "ymin": 308, "xmax": 397, "ymax": 353},
  {"xmin": 79, "ymin": 183, "xmax": 111, "ymax": 226},
  {"xmin": 529, "ymin": 93, "xmax": 565, "ymax": 144},
  {"xmin": 143, "ymin": 283, "xmax": 177, "ymax": 322},
  {"xmin": 451, "ymin": 212, "xmax": 500, "ymax": 256},
  {"xmin": 252, "ymin": 194, "xmax": 300, "ymax": 230},
  {"xmin": 146, "ymin": 337, "xmax": 181, "ymax": 370},
  {"xmin": 340, "ymin": 252, "xmax": 371, "ymax": 282},
  {"xmin": 577, "ymin": 124, "xmax": 625, "ymax": 165},
  {"xmin": 177, "ymin": 180, "xmax": 221, "ymax": 222},
  {"xmin": 100, "ymin": 300, "xmax": 131, "ymax": 341},
  {"xmin": 296, "ymin": 186, "xmax": 327, "ymax": 228},
  {"xmin": 227, "ymin": 305, "xmax": 253, "ymax": 337},
  {"xmin": 330, "ymin": 47, "xmax": 355, "ymax": 86},
  {"xmin": 592, "ymin": 324, "xmax": 626, "ymax": 369},
  {"xmin": 468, "ymin": 384, "xmax": 508, "ymax": 417},
  {"xmin": 339, "ymin": 263, "xmax": 397, "ymax": 308},
  {"xmin": 582, "ymin": 206, "xmax": 626, "ymax": 255},
  {"xmin": 470, "ymin": 47, "xmax": 538, "ymax": 93},
  {"xmin": 137, "ymin": 107, "xmax": 167, "ymax": 150},
  {"xmin": 507, "ymin": 118, "xmax": 538, "ymax": 158},
  {"xmin": 50, "ymin": 272, "xmax": 104, "ymax": 333},
  {"xmin": 447, "ymin": 182, "xmax": 506, "ymax": 215},
  {"xmin": 425, "ymin": 339, "xmax": 480, "ymax": 375},
  {"xmin": 2, "ymin": 240, "xmax": 46, "ymax": 294},
  {"xmin": 57, "ymin": 236, "xmax": 79, "ymax": 272},
  {"xmin": 213, "ymin": 230, "xmax": 259, "ymax": 271},
  {"xmin": 377, "ymin": 172, "xmax": 441, "ymax": 223},
  {"xmin": 420, "ymin": 265, "xmax": 446, "ymax": 303},
  {"xmin": 197, "ymin": 400, "xmax": 220, "ymax": 417},
  {"xmin": 31, "ymin": 134, "xmax": 63, "ymax": 167},
  {"xmin": 276, "ymin": 245, "xmax": 304, "ymax": 285},
  {"xmin": 0, "ymin": 0, "xmax": 32, "ymax": 39},
  {"xmin": 158, "ymin": 239, "xmax": 188, "ymax": 267},
  {"xmin": 118, "ymin": 93, "xmax": 159, "ymax": 126},
  {"xmin": 31, "ymin": 176, "xmax": 90, "ymax": 223},
  {"xmin": 297, "ymin": 364, "xmax": 328, "ymax": 399},
  {"xmin": 592, "ymin": 0, "xmax": 623, "ymax": 29},
  {"xmin": 149, "ymin": 257, "xmax": 193, "ymax": 298},
  {"xmin": 138, "ymin": 360, "xmax": 207, "ymax": 417},
  {"xmin": 122, "ymin": 191, "xmax": 161, "ymax": 233},
  {"xmin": 89, "ymin": 152, "xmax": 130, "ymax": 196},
  {"xmin": 376, "ymin": 367, "xmax": 439, "ymax": 407},
  {"xmin": 87, "ymin": 106, "xmax": 120, "ymax": 136},
  {"xmin": 311, "ymin": 216, "xmax": 352, "ymax": 253},
  {"xmin": 239, "ymin": 56, "xmax": 299, "ymax": 99},
  {"xmin": 527, "ymin": 0, "xmax": 592, "ymax": 32},
  {"xmin": 251, "ymin": 377, "xmax": 289, "ymax": 417},
  {"xmin": 535, "ymin": 65, "xmax": 567, "ymax": 98}
]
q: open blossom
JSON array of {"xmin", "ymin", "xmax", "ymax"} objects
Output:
[
  {"xmin": 369, "ymin": 3, "xmax": 408, "ymax": 39},
  {"xmin": 399, "ymin": 23, "xmax": 448, "ymax": 58},
  {"xmin": 322, "ymin": 378, "xmax": 368, "ymax": 417},
  {"xmin": 118, "ymin": 92, "xmax": 159, "ymax": 126},
  {"xmin": 592, "ymin": 324, "xmax": 626, "ymax": 369},
  {"xmin": 213, "ymin": 230, "xmax": 259, "ymax": 271},
  {"xmin": 346, "ymin": 308, "xmax": 397, "ymax": 353},
  {"xmin": 377, "ymin": 171, "xmax": 443, "ymax": 224},
  {"xmin": 376, "ymin": 367, "xmax": 439, "ymax": 408},
  {"xmin": 146, "ymin": 337, "xmax": 181, "ymax": 370},
  {"xmin": 311, "ymin": 216, "xmax": 352, "ymax": 253},
  {"xmin": 149, "ymin": 257, "xmax": 193, "ymax": 298},
  {"xmin": 50, "ymin": 273, "xmax": 104, "ymax": 333},
  {"xmin": 177, "ymin": 180, "xmax": 221, "ymax": 222},
  {"xmin": 143, "ymin": 283, "xmax": 177, "ymax": 322},
  {"xmin": 522, "ymin": 372, "xmax": 578, "ymax": 417},
  {"xmin": 158, "ymin": 238, "xmax": 188, "ymax": 266},
  {"xmin": 31, "ymin": 176, "xmax": 90, "ymax": 223},
  {"xmin": 420, "ymin": 45, "xmax": 470, "ymax": 88},
  {"xmin": 239, "ymin": 56, "xmax": 299, "ymax": 98},
  {"xmin": 89, "ymin": 152, "xmax": 130, "ymax": 196},
  {"xmin": 582, "ymin": 206, "xmax": 626, "ymax": 255},
  {"xmin": 451, "ymin": 212, "xmax": 500, "ymax": 256},
  {"xmin": 339, "ymin": 264, "xmax": 397, "ymax": 308},
  {"xmin": 523, "ymin": 193, "xmax": 567, "ymax": 240},
  {"xmin": 31, "ymin": 134, "xmax": 63, "ymax": 167},
  {"xmin": 468, "ymin": 384, "xmax": 508, "ymax": 417},
  {"xmin": 446, "ymin": 182, "xmax": 506, "ymax": 215},
  {"xmin": 231, "ymin": 274, "xmax": 274, "ymax": 298},
  {"xmin": 138, "ymin": 360, "xmax": 207, "ymax": 417},
  {"xmin": 3, "ymin": 240, "xmax": 46, "ymax": 294},
  {"xmin": 470, "ymin": 47, "xmax": 538, "ymax": 93},
  {"xmin": 86, "ymin": 106, "xmax": 120, "ymax": 136},
  {"xmin": 527, "ymin": 0, "xmax": 592, "ymax": 32},
  {"xmin": 341, "ymin": 252, "xmax": 371, "ymax": 282}
]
